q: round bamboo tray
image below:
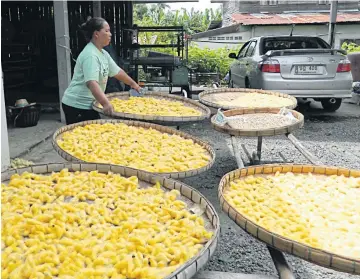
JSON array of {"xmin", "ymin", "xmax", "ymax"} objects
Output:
[
  {"xmin": 92, "ymin": 91, "xmax": 211, "ymax": 125},
  {"xmin": 218, "ymin": 164, "xmax": 360, "ymax": 275},
  {"xmin": 211, "ymin": 108, "xmax": 304, "ymax": 137},
  {"xmin": 2, "ymin": 162, "xmax": 220, "ymax": 279},
  {"xmin": 198, "ymin": 88, "xmax": 297, "ymax": 111},
  {"xmin": 52, "ymin": 119, "xmax": 216, "ymax": 179}
]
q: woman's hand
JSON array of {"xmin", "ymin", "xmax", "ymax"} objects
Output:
[
  {"xmin": 114, "ymin": 71, "xmax": 142, "ymax": 93},
  {"xmin": 131, "ymin": 83, "xmax": 142, "ymax": 92},
  {"xmin": 86, "ymin": 80, "xmax": 113, "ymax": 114},
  {"xmin": 102, "ymin": 102, "xmax": 114, "ymax": 115}
]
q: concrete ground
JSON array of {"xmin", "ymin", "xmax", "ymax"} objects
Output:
[{"xmin": 5, "ymin": 99, "xmax": 360, "ymax": 279}]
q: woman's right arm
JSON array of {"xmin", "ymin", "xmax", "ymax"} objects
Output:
[
  {"xmin": 86, "ymin": 81, "xmax": 113, "ymax": 114},
  {"xmin": 83, "ymin": 56, "xmax": 113, "ymax": 114}
]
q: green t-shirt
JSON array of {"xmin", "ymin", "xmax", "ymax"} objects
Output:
[{"xmin": 62, "ymin": 42, "xmax": 121, "ymax": 109}]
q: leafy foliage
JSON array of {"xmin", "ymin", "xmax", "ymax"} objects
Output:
[
  {"xmin": 342, "ymin": 42, "xmax": 360, "ymax": 53},
  {"xmin": 134, "ymin": 4, "xmax": 222, "ymax": 35},
  {"xmin": 187, "ymin": 44, "xmax": 240, "ymax": 78}
]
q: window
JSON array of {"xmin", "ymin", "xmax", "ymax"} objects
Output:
[
  {"xmin": 260, "ymin": 0, "xmax": 268, "ymax": 5},
  {"xmin": 229, "ymin": 36, "xmax": 233, "ymax": 40},
  {"xmin": 269, "ymin": 0, "xmax": 277, "ymax": 5},
  {"xmin": 237, "ymin": 42, "xmax": 250, "ymax": 59},
  {"xmin": 234, "ymin": 36, "xmax": 239, "ymax": 40},
  {"xmin": 245, "ymin": 41, "xmax": 257, "ymax": 57},
  {"xmin": 226, "ymin": 37, "xmax": 230, "ymax": 40},
  {"xmin": 261, "ymin": 37, "xmax": 330, "ymax": 55}
]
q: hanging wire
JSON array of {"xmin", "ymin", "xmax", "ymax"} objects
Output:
[{"xmin": 56, "ymin": 35, "xmax": 77, "ymax": 62}]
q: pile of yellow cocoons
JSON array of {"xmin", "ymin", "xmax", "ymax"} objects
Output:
[
  {"xmin": 1, "ymin": 169, "xmax": 213, "ymax": 279},
  {"xmin": 216, "ymin": 93, "xmax": 294, "ymax": 108},
  {"xmin": 56, "ymin": 123, "xmax": 211, "ymax": 173},
  {"xmin": 107, "ymin": 97, "xmax": 202, "ymax": 117},
  {"xmin": 224, "ymin": 171, "xmax": 360, "ymax": 259}
]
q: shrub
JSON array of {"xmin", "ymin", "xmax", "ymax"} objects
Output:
[
  {"xmin": 187, "ymin": 44, "xmax": 240, "ymax": 79},
  {"xmin": 342, "ymin": 42, "xmax": 360, "ymax": 53}
]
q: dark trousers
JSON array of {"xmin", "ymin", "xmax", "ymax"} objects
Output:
[{"xmin": 62, "ymin": 103, "xmax": 100, "ymax": 125}]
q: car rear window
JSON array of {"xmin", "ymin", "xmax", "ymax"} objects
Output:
[{"xmin": 261, "ymin": 37, "xmax": 330, "ymax": 55}]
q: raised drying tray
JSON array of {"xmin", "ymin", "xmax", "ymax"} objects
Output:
[
  {"xmin": 2, "ymin": 162, "xmax": 220, "ymax": 279},
  {"xmin": 93, "ymin": 91, "xmax": 211, "ymax": 125},
  {"xmin": 211, "ymin": 108, "xmax": 304, "ymax": 137},
  {"xmin": 218, "ymin": 164, "xmax": 360, "ymax": 275},
  {"xmin": 199, "ymin": 88, "xmax": 297, "ymax": 111},
  {"xmin": 52, "ymin": 119, "xmax": 216, "ymax": 179}
]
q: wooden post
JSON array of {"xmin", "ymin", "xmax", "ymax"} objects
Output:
[
  {"xmin": 1, "ymin": 66, "xmax": 10, "ymax": 171},
  {"xmin": 268, "ymin": 247, "xmax": 295, "ymax": 279},
  {"xmin": 93, "ymin": 1, "xmax": 101, "ymax": 17},
  {"xmin": 287, "ymin": 133, "xmax": 323, "ymax": 165},
  {"xmin": 54, "ymin": 0, "xmax": 72, "ymax": 123},
  {"xmin": 231, "ymin": 136, "xmax": 245, "ymax": 169}
]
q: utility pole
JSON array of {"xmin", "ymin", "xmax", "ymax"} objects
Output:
[
  {"xmin": 328, "ymin": 0, "xmax": 338, "ymax": 48},
  {"xmin": 93, "ymin": 1, "xmax": 102, "ymax": 17}
]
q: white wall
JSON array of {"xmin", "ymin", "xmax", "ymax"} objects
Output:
[
  {"xmin": 193, "ymin": 41, "xmax": 243, "ymax": 50},
  {"xmin": 1, "ymin": 68, "xmax": 10, "ymax": 171},
  {"xmin": 192, "ymin": 23, "xmax": 360, "ymax": 49},
  {"xmin": 192, "ymin": 27, "xmax": 251, "ymax": 50}
]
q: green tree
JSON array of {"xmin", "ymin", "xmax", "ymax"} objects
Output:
[{"xmin": 133, "ymin": 4, "xmax": 222, "ymax": 35}]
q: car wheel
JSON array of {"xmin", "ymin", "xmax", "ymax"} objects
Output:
[
  {"xmin": 228, "ymin": 79, "xmax": 234, "ymax": 88},
  {"xmin": 245, "ymin": 78, "xmax": 251, "ymax": 88},
  {"xmin": 320, "ymin": 98, "xmax": 342, "ymax": 112}
]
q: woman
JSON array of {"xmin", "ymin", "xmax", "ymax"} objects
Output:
[{"xmin": 61, "ymin": 17, "xmax": 141, "ymax": 124}]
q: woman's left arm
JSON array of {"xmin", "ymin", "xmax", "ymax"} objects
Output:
[
  {"xmin": 107, "ymin": 51, "xmax": 141, "ymax": 91},
  {"xmin": 113, "ymin": 70, "xmax": 141, "ymax": 92}
]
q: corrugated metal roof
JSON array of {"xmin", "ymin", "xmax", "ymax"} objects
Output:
[
  {"xmin": 208, "ymin": 20, "xmax": 222, "ymax": 30},
  {"xmin": 190, "ymin": 24, "xmax": 242, "ymax": 39},
  {"xmin": 232, "ymin": 12, "xmax": 360, "ymax": 25}
]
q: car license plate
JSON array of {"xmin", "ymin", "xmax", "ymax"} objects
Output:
[{"xmin": 295, "ymin": 65, "xmax": 320, "ymax": 75}]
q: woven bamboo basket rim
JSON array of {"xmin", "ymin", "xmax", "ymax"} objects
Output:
[
  {"xmin": 52, "ymin": 119, "xmax": 216, "ymax": 179},
  {"xmin": 218, "ymin": 163, "xmax": 360, "ymax": 275},
  {"xmin": 198, "ymin": 88, "xmax": 297, "ymax": 110},
  {"xmin": 211, "ymin": 108, "xmax": 304, "ymax": 137},
  {"xmin": 2, "ymin": 162, "xmax": 220, "ymax": 279},
  {"xmin": 92, "ymin": 91, "xmax": 211, "ymax": 123}
]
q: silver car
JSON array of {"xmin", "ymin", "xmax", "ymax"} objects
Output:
[{"xmin": 228, "ymin": 36, "xmax": 353, "ymax": 111}]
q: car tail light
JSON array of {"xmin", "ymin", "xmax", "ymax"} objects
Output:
[
  {"xmin": 337, "ymin": 59, "xmax": 351, "ymax": 72},
  {"xmin": 260, "ymin": 60, "xmax": 280, "ymax": 73}
]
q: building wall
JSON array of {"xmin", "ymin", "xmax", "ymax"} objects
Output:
[
  {"xmin": 192, "ymin": 23, "xmax": 360, "ymax": 50},
  {"xmin": 222, "ymin": 0, "xmax": 359, "ymax": 27}
]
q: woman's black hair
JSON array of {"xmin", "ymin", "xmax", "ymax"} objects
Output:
[{"xmin": 80, "ymin": 17, "xmax": 107, "ymax": 42}]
